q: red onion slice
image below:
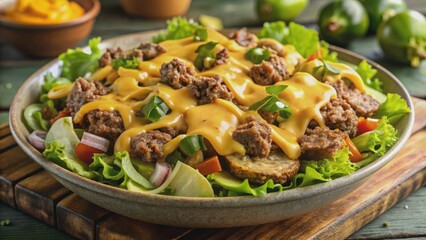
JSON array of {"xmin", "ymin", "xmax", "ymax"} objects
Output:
[
  {"xmin": 81, "ymin": 132, "xmax": 110, "ymax": 152},
  {"xmin": 28, "ymin": 130, "xmax": 47, "ymax": 151},
  {"xmin": 150, "ymin": 162, "xmax": 171, "ymax": 187}
]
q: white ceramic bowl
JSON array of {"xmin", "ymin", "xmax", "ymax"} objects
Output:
[{"xmin": 9, "ymin": 31, "xmax": 414, "ymax": 228}]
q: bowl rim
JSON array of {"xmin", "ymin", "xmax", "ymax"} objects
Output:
[
  {"xmin": 0, "ymin": 0, "xmax": 100, "ymax": 29},
  {"xmin": 9, "ymin": 30, "xmax": 415, "ymax": 208}
]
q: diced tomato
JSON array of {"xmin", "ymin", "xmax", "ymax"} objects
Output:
[
  {"xmin": 307, "ymin": 53, "xmax": 318, "ymax": 62},
  {"xmin": 195, "ymin": 156, "xmax": 222, "ymax": 176},
  {"xmin": 357, "ymin": 117, "xmax": 380, "ymax": 135},
  {"xmin": 75, "ymin": 143, "xmax": 104, "ymax": 164},
  {"xmin": 344, "ymin": 136, "xmax": 363, "ymax": 163}
]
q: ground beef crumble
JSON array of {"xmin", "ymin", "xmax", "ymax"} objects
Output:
[
  {"xmin": 248, "ymin": 55, "xmax": 290, "ymax": 85},
  {"xmin": 298, "ymin": 126, "xmax": 346, "ymax": 160},
  {"xmin": 66, "ymin": 77, "xmax": 109, "ymax": 117},
  {"xmin": 228, "ymin": 28, "xmax": 258, "ymax": 48},
  {"xmin": 187, "ymin": 75, "xmax": 234, "ymax": 104},
  {"xmin": 130, "ymin": 130, "xmax": 173, "ymax": 162},
  {"xmin": 82, "ymin": 110, "xmax": 125, "ymax": 143},
  {"xmin": 314, "ymin": 97, "xmax": 358, "ymax": 137},
  {"xmin": 160, "ymin": 58, "xmax": 195, "ymax": 89},
  {"xmin": 232, "ymin": 116, "xmax": 272, "ymax": 158},
  {"xmin": 328, "ymin": 79, "xmax": 379, "ymax": 117},
  {"xmin": 137, "ymin": 41, "xmax": 166, "ymax": 60}
]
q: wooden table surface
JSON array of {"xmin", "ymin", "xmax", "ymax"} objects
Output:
[{"xmin": 1, "ymin": 0, "xmax": 425, "ymax": 239}]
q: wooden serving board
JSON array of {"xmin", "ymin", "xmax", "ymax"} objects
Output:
[{"xmin": 1, "ymin": 97, "xmax": 426, "ymax": 240}]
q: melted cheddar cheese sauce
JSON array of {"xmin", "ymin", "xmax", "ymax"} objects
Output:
[{"xmin": 74, "ymin": 29, "xmax": 367, "ymax": 160}]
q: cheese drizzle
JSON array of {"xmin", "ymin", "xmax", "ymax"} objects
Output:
[{"xmin": 73, "ymin": 29, "xmax": 366, "ymax": 160}]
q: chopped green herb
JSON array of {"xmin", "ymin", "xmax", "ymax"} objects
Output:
[
  {"xmin": 266, "ymin": 85, "xmax": 288, "ymax": 95},
  {"xmin": 141, "ymin": 96, "xmax": 170, "ymax": 122},
  {"xmin": 194, "ymin": 41, "xmax": 218, "ymax": 70},
  {"xmin": 193, "ymin": 28, "xmax": 208, "ymax": 42},
  {"xmin": 112, "ymin": 57, "xmax": 140, "ymax": 70},
  {"xmin": 382, "ymin": 221, "xmax": 389, "ymax": 228},
  {"xmin": 249, "ymin": 85, "xmax": 291, "ymax": 119},
  {"xmin": 179, "ymin": 135, "xmax": 207, "ymax": 156},
  {"xmin": 313, "ymin": 60, "xmax": 342, "ymax": 80},
  {"xmin": 246, "ymin": 47, "xmax": 271, "ymax": 64}
]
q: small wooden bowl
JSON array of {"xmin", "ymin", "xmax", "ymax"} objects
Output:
[
  {"xmin": 0, "ymin": 0, "xmax": 100, "ymax": 58},
  {"xmin": 121, "ymin": 0, "xmax": 191, "ymax": 19}
]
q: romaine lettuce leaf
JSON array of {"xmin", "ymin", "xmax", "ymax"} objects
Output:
[
  {"xmin": 293, "ymin": 148, "xmax": 356, "ymax": 188},
  {"xmin": 258, "ymin": 21, "xmax": 319, "ymax": 58},
  {"xmin": 320, "ymin": 41, "xmax": 338, "ymax": 62},
  {"xmin": 59, "ymin": 37, "xmax": 102, "ymax": 81},
  {"xmin": 44, "ymin": 141, "xmax": 96, "ymax": 179},
  {"xmin": 356, "ymin": 60, "xmax": 383, "ymax": 92},
  {"xmin": 152, "ymin": 17, "xmax": 203, "ymax": 43},
  {"xmin": 258, "ymin": 21, "xmax": 288, "ymax": 43},
  {"xmin": 43, "ymin": 117, "xmax": 96, "ymax": 178},
  {"xmin": 90, "ymin": 153, "xmax": 125, "ymax": 183},
  {"xmin": 285, "ymin": 22, "xmax": 319, "ymax": 58},
  {"xmin": 373, "ymin": 93, "xmax": 411, "ymax": 125},
  {"xmin": 351, "ymin": 116, "xmax": 398, "ymax": 169}
]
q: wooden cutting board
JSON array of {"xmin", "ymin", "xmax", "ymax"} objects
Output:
[{"xmin": 1, "ymin": 97, "xmax": 426, "ymax": 240}]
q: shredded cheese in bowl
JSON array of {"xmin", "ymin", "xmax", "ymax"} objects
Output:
[{"xmin": 1, "ymin": 0, "xmax": 85, "ymax": 24}]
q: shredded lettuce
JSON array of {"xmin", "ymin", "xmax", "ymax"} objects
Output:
[
  {"xmin": 208, "ymin": 172, "xmax": 283, "ymax": 197},
  {"xmin": 41, "ymin": 72, "xmax": 71, "ymax": 94},
  {"xmin": 90, "ymin": 153, "xmax": 125, "ymax": 185},
  {"xmin": 258, "ymin": 21, "xmax": 319, "ymax": 58},
  {"xmin": 356, "ymin": 60, "xmax": 383, "ymax": 92},
  {"xmin": 320, "ymin": 41, "xmax": 338, "ymax": 62},
  {"xmin": 373, "ymin": 93, "xmax": 411, "ymax": 125},
  {"xmin": 152, "ymin": 17, "xmax": 203, "ymax": 43},
  {"xmin": 293, "ymin": 148, "xmax": 356, "ymax": 188},
  {"xmin": 59, "ymin": 37, "xmax": 102, "ymax": 81},
  {"xmin": 44, "ymin": 142, "xmax": 96, "ymax": 179},
  {"xmin": 352, "ymin": 116, "xmax": 399, "ymax": 168},
  {"xmin": 43, "ymin": 117, "xmax": 96, "ymax": 178},
  {"xmin": 258, "ymin": 21, "xmax": 288, "ymax": 43}
]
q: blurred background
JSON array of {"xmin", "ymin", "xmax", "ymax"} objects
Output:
[{"xmin": 0, "ymin": 0, "xmax": 426, "ymax": 239}]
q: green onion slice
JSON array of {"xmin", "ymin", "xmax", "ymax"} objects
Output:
[
  {"xmin": 193, "ymin": 28, "xmax": 208, "ymax": 42},
  {"xmin": 179, "ymin": 135, "xmax": 207, "ymax": 156},
  {"xmin": 141, "ymin": 96, "xmax": 170, "ymax": 122},
  {"xmin": 194, "ymin": 41, "xmax": 218, "ymax": 70}
]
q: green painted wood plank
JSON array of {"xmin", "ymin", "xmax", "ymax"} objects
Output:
[
  {"xmin": 349, "ymin": 186, "xmax": 426, "ymax": 239},
  {"xmin": 0, "ymin": 203, "xmax": 72, "ymax": 240},
  {"xmin": 0, "ymin": 112, "xmax": 9, "ymax": 125},
  {"xmin": 0, "ymin": 66, "xmax": 46, "ymax": 109}
]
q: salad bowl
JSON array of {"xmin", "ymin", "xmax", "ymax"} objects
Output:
[{"xmin": 9, "ymin": 30, "xmax": 414, "ymax": 228}]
